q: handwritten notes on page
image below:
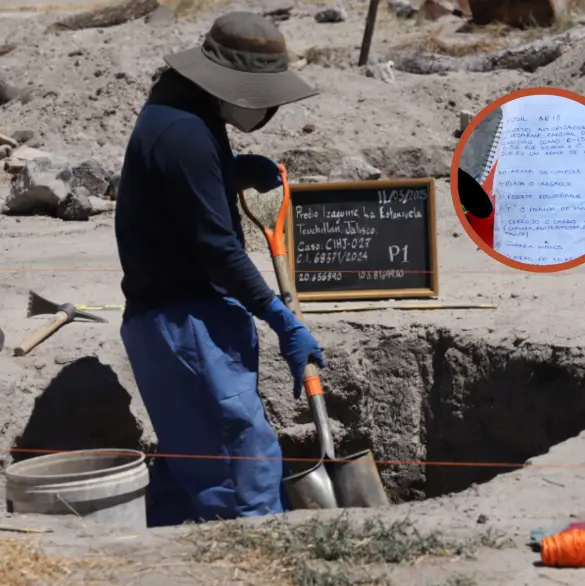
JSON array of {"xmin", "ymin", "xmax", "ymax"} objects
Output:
[{"xmin": 492, "ymin": 94, "xmax": 585, "ymax": 265}]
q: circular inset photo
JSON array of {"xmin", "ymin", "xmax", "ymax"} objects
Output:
[{"xmin": 451, "ymin": 87, "xmax": 585, "ymax": 273}]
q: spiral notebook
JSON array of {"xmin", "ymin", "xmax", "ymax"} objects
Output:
[
  {"xmin": 476, "ymin": 94, "xmax": 585, "ymax": 265},
  {"xmin": 477, "ymin": 109, "xmax": 503, "ymax": 186}
]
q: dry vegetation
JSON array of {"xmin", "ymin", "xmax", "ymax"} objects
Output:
[
  {"xmin": 182, "ymin": 516, "xmax": 513, "ymax": 586},
  {"xmin": 0, "ymin": 538, "xmax": 131, "ymax": 585}
]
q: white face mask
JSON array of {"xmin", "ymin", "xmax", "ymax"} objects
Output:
[{"xmin": 219, "ymin": 102, "xmax": 270, "ymax": 133}]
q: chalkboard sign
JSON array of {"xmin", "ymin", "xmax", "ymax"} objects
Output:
[{"xmin": 285, "ymin": 178, "xmax": 439, "ymax": 301}]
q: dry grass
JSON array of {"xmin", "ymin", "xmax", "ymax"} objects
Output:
[
  {"xmin": 182, "ymin": 515, "xmax": 513, "ymax": 586},
  {"xmin": 0, "ymin": 537, "xmax": 129, "ymax": 585}
]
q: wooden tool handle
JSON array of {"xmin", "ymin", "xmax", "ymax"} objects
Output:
[{"xmin": 13, "ymin": 311, "xmax": 69, "ymax": 357}]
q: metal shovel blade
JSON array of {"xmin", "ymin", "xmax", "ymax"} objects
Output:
[
  {"xmin": 328, "ymin": 449, "xmax": 390, "ymax": 508},
  {"xmin": 283, "ymin": 449, "xmax": 390, "ymax": 510},
  {"xmin": 283, "ymin": 458, "xmax": 338, "ymax": 509}
]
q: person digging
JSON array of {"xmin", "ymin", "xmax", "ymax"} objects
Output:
[{"xmin": 114, "ymin": 11, "xmax": 325, "ymax": 526}]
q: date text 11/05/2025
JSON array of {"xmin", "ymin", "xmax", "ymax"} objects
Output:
[{"xmin": 297, "ymin": 269, "xmax": 407, "ymax": 283}]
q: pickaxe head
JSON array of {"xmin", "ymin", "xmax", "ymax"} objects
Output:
[{"xmin": 27, "ymin": 290, "xmax": 107, "ymax": 324}]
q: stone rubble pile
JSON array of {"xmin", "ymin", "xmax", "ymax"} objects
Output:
[{"xmin": 0, "ymin": 130, "xmax": 118, "ymax": 221}]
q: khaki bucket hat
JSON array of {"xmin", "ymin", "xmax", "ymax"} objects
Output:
[{"xmin": 163, "ymin": 11, "xmax": 318, "ymax": 110}]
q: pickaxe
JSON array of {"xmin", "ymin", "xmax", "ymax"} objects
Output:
[{"xmin": 13, "ymin": 290, "xmax": 107, "ymax": 357}]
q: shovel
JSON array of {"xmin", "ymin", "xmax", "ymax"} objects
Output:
[{"xmin": 238, "ymin": 165, "xmax": 390, "ymax": 510}]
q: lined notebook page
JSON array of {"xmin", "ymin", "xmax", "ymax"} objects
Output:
[{"xmin": 492, "ymin": 95, "xmax": 585, "ymax": 265}]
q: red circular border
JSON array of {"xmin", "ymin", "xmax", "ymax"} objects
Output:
[{"xmin": 451, "ymin": 86, "xmax": 585, "ymax": 273}]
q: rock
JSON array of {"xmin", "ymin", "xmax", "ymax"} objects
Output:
[
  {"xmin": 0, "ymin": 132, "xmax": 17, "ymax": 149},
  {"xmin": 144, "ymin": 4, "xmax": 176, "ymax": 24},
  {"xmin": 362, "ymin": 145, "xmax": 452, "ymax": 178},
  {"xmin": 4, "ymin": 146, "xmax": 55, "ymax": 174},
  {"xmin": 71, "ymin": 159, "xmax": 110, "ymax": 197},
  {"xmin": 0, "ymin": 76, "xmax": 19, "ymax": 106},
  {"xmin": 105, "ymin": 172, "xmax": 121, "ymax": 200},
  {"xmin": 460, "ymin": 109, "xmax": 474, "ymax": 134},
  {"xmin": 0, "ymin": 43, "xmax": 15, "ymax": 57},
  {"xmin": 4, "ymin": 157, "xmax": 114, "ymax": 219},
  {"xmin": 468, "ymin": 0, "xmax": 566, "ymax": 27},
  {"xmin": 302, "ymin": 124, "xmax": 316, "ymax": 134},
  {"xmin": 329, "ymin": 156, "xmax": 382, "ymax": 181},
  {"xmin": 4, "ymin": 158, "xmax": 72, "ymax": 216},
  {"xmin": 388, "ymin": 0, "xmax": 418, "ymax": 18},
  {"xmin": 315, "ymin": 5, "xmax": 347, "ymax": 23},
  {"xmin": 11, "ymin": 130, "xmax": 35, "ymax": 144},
  {"xmin": 47, "ymin": 0, "xmax": 160, "ymax": 32},
  {"xmin": 0, "ymin": 145, "xmax": 11, "ymax": 161},
  {"xmin": 4, "ymin": 159, "xmax": 25, "ymax": 174},
  {"xmin": 263, "ymin": 5, "xmax": 293, "ymax": 22},
  {"xmin": 419, "ymin": 0, "xmax": 457, "ymax": 20},
  {"xmin": 89, "ymin": 195, "xmax": 116, "ymax": 215},
  {"xmin": 280, "ymin": 147, "xmax": 344, "ymax": 177},
  {"xmin": 456, "ymin": 0, "xmax": 472, "ymax": 17},
  {"xmin": 56, "ymin": 186, "xmax": 92, "ymax": 221},
  {"xmin": 364, "ymin": 61, "xmax": 396, "ymax": 83}
]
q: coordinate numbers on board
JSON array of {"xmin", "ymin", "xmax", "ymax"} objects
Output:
[
  {"xmin": 296, "ymin": 270, "xmax": 407, "ymax": 283},
  {"xmin": 358, "ymin": 270, "xmax": 405, "ymax": 280},
  {"xmin": 298, "ymin": 272, "xmax": 343, "ymax": 282},
  {"xmin": 296, "ymin": 245, "xmax": 410, "ymax": 266}
]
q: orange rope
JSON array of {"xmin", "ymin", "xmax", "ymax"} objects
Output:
[{"xmin": 542, "ymin": 528, "xmax": 585, "ymax": 567}]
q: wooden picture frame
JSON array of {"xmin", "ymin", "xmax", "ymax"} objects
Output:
[{"xmin": 285, "ymin": 177, "xmax": 439, "ymax": 302}]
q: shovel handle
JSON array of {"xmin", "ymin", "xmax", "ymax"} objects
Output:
[
  {"xmin": 13, "ymin": 311, "xmax": 69, "ymax": 357},
  {"xmin": 238, "ymin": 165, "xmax": 324, "ymax": 399}
]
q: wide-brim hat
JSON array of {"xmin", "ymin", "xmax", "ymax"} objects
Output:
[{"xmin": 163, "ymin": 11, "xmax": 318, "ymax": 110}]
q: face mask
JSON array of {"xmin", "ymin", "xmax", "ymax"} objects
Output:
[{"xmin": 219, "ymin": 102, "xmax": 278, "ymax": 133}]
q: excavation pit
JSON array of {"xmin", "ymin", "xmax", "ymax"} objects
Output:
[
  {"xmin": 4, "ymin": 322, "xmax": 584, "ymax": 512},
  {"xmin": 271, "ymin": 322, "xmax": 585, "ymax": 504}
]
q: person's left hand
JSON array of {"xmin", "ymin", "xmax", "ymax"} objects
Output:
[{"xmin": 233, "ymin": 154, "xmax": 283, "ymax": 194}]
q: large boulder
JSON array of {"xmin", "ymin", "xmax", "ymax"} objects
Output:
[
  {"xmin": 3, "ymin": 158, "xmax": 112, "ymax": 221},
  {"xmin": 4, "ymin": 158, "xmax": 72, "ymax": 216},
  {"xmin": 468, "ymin": 0, "xmax": 566, "ymax": 26}
]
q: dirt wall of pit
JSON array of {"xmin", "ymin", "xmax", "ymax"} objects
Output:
[{"xmin": 2, "ymin": 318, "xmax": 585, "ymax": 508}]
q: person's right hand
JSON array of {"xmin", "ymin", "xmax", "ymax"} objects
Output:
[{"xmin": 260, "ymin": 296, "xmax": 326, "ymax": 399}]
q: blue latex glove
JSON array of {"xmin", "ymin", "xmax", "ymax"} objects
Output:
[
  {"xmin": 260, "ymin": 297, "xmax": 326, "ymax": 399},
  {"xmin": 233, "ymin": 154, "xmax": 283, "ymax": 194}
]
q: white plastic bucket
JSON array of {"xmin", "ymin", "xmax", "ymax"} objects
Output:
[{"xmin": 5, "ymin": 448, "xmax": 150, "ymax": 529}]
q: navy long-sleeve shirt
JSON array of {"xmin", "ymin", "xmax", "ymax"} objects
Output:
[{"xmin": 115, "ymin": 72, "xmax": 275, "ymax": 319}]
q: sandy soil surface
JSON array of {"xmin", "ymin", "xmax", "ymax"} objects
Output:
[{"xmin": 2, "ymin": 0, "xmax": 585, "ymax": 584}]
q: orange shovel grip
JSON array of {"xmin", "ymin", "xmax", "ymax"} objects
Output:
[
  {"xmin": 238, "ymin": 163, "xmax": 290, "ymax": 258},
  {"xmin": 304, "ymin": 375, "xmax": 324, "ymax": 397}
]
